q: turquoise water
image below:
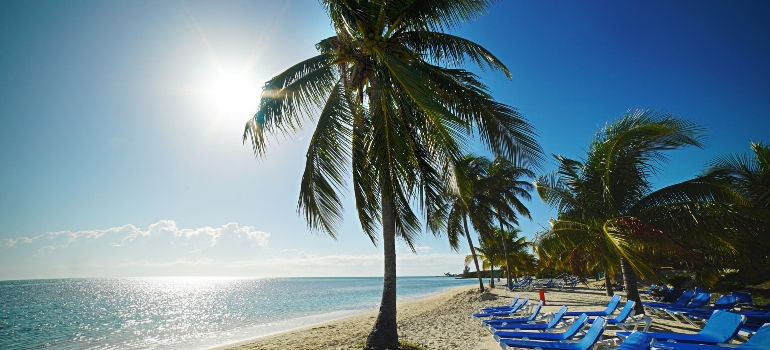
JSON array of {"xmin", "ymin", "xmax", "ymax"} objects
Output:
[{"xmin": 0, "ymin": 277, "xmax": 477, "ymax": 349}]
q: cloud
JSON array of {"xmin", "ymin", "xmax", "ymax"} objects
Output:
[
  {"xmin": 36, "ymin": 246, "xmax": 55, "ymax": 256},
  {"xmin": 413, "ymin": 245, "xmax": 432, "ymax": 252},
  {"xmin": 0, "ymin": 236, "xmax": 38, "ymax": 249},
  {"xmin": 0, "ymin": 220, "xmax": 270, "ymax": 261}
]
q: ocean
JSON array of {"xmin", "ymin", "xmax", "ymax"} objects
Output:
[{"xmin": 0, "ymin": 276, "xmax": 478, "ymax": 349}]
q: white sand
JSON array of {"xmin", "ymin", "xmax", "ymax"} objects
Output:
[{"xmin": 213, "ymin": 284, "xmax": 699, "ymax": 350}]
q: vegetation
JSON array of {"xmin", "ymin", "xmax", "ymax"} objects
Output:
[
  {"xmin": 444, "ymin": 154, "xmax": 538, "ymax": 292},
  {"xmin": 462, "ymin": 227, "xmax": 536, "ymax": 281},
  {"xmin": 242, "ymin": 1, "xmax": 541, "ymax": 349},
  {"xmin": 702, "ymin": 141, "xmax": 770, "ymax": 282},
  {"xmin": 534, "ymin": 109, "xmax": 767, "ymax": 315}
]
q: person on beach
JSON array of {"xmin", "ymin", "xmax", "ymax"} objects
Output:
[{"xmin": 649, "ymin": 283, "xmax": 669, "ymax": 298}]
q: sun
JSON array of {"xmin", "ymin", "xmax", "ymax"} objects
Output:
[{"xmin": 208, "ymin": 71, "xmax": 260, "ymax": 117}]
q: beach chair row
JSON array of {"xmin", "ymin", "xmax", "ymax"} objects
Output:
[
  {"xmin": 471, "ymin": 293, "xmax": 768, "ymax": 349},
  {"xmin": 504, "ymin": 275, "xmax": 581, "ymax": 291}
]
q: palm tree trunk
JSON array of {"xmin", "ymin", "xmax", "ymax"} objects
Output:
[
  {"xmin": 463, "ymin": 216, "xmax": 485, "ymax": 292},
  {"xmin": 498, "ymin": 213, "xmax": 513, "ymax": 288},
  {"xmin": 604, "ymin": 271, "xmax": 614, "ymax": 297},
  {"xmin": 620, "ymin": 257, "xmax": 644, "ymax": 315},
  {"xmin": 490, "ymin": 264, "xmax": 495, "ymax": 288},
  {"xmin": 364, "ymin": 192, "xmax": 398, "ymax": 350}
]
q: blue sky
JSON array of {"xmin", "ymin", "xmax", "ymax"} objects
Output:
[{"xmin": 1, "ymin": 0, "xmax": 768, "ymax": 281}]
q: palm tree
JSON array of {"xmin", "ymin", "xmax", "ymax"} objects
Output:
[
  {"xmin": 446, "ymin": 155, "xmax": 495, "ymax": 292},
  {"xmin": 489, "ymin": 227, "xmax": 534, "ymax": 284},
  {"xmin": 242, "ymin": 2, "xmax": 542, "ymax": 348},
  {"xmin": 701, "ymin": 141, "xmax": 770, "ymax": 281},
  {"xmin": 487, "ymin": 156, "xmax": 536, "ymax": 287},
  {"xmin": 535, "ymin": 109, "xmax": 762, "ymax": 315}
]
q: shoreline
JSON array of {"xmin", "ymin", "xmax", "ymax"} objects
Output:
[
  {"xmin": 210, "ymin": 284, "xmax": 481, "ymax": 350},
  {"xmin": 213, "ymin": 285, "xmax": 702, "ymax": 350}
]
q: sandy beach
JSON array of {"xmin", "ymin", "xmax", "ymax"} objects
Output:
[{"xmin": 214, "ymin": 283, "xmax": 700, "ymax": 350}]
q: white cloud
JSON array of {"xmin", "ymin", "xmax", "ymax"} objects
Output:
[
  {"xmin": 0, "ymin": 236, "xmax": 38, "ymax": 249},
  {"xmin": 413, "ymin": 245, "xmax": 432, "ymax": 252},
  {"xmin": 36, "ymin": 246, "xmax": 55, "ymax": 256},
  {"xmin": 0, "ymin": 220, "xmax": 270, "ymax": 260}
]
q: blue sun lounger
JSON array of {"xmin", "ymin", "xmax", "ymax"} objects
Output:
[
  {"xmin": 564, "ymin": 294, "xmax": 621, "ymax": 317},
  {"xmin": 666, "ymin": 295, "xmax": 736, "ymax": 326},
  {"xmin": 482, "ymin": 300, "xmax": 543, "ymax": 327},
  {"xmin": 585, "ymin": 300, "xmax": 652, "ymax": 331},
  {"xmin": 488, "ymin": 305, "xmax": 567, "ymax": 332},
  {"xmin": 643, "ymin": 291, "xmax": 694, "ymax": 315},
  {"xmin": 649, "ymin": 323, "xmax": 770, "ymax": 350},
  {"xmin": 493, "ymin": 313, "xmax": 588, "ymax": 341},
  {"xmin": 480, "ymin": 294, "xmax": 521, "ymax": 313},
  {"xmin": 617, "ymin": 331, "xmax": 652, "ymax": 350},
  {"xmin": 498, "ymin": 316, "xmax": 607, "ymax": 350},
  {"xmin": 473, "ymin": 297, "xmax": 530, "ymax": 319},
  {"xmin": 616, "ymin": 310, "xmax": 744, "ymax": 345}
]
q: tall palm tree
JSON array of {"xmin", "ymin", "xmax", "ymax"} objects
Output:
[
  {"xmin": 535, "ymin": 109, "xmax": 762, "ymax": 315},
  {"xmin": 242, "ymin": 2, "xmax": 542, "ymax": 348},
  {"xmin": 446, "ymin": 155, "xmax": 495, "ymax": 292},
  {"xmin": 493, "ymin": 227, "xmax": 533, "ymax": 284},
  {"xmin": 487, "ymin": 157, "xmax": 536, "ymax": 287}
]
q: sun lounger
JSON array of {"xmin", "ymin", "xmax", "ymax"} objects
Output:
[
  {"xmin": 616, "ymin": 310, "xmax": 744, "ymax": 345},
  {"xmin": 493, "ymin": 313, "xmax": 588, "ymax": 341},
  {"xmin": 480, "ymin": 294, "xmax": 520, "ymax": 313},
  {"xmin": 643, "ymin": 290, "xmax": 694, "ymax": 315},
  {"xmin": 473, "ymin": 297, "xmax": 530, "ymax": 319},
  {"xmin": 731, "ymin": 291, "xmax": 754, "ymax": 308},
  {"xmin": 666, "ymin": 295, "xmax": 736, "ymax": 326},
  {"xmin": 497, "ymin": 316, "xmax": 607, "ymax": 350},
  {"xmin": 617, "ymin": 331, "xmax": 653, "ymax": 350},
  {"xmin": 649, "ymin": 323, "xmax": 769, "ymax": 350},
  {"xmin": 564, "ymin": 294, "xmax": 621, "ymax": 317},
  {"xmin": 486, "ymin": 303, "xmax": 561, "ymax": 331},
  {"xmin": 482, "ymin": 300, "xmax": 543, "ymax": 327},
  {"xmin": 654, "ymin": 292, "xmax": 711, "ymax": 318},
  {"xmin": 585, "ymin": 300, "xmax": 652, "ymax": 332}
]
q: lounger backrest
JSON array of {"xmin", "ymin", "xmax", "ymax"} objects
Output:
[
  {"xmin": 613, "ymin": 301, "xmax": 636, "ymax": 322},
  {"xmin": 731, "ymin": 291, "xmax": 753, "ymax": 305},
  {"xmin": 686, "ymin": 292, "xmax": 712, "ymax": 308},
  {"xmin": 671, "ymin": 290, "xmax": 694, "ymax": 307},
  {"xmin": 575, "ymin": 316, "xmax": 606, "ymax": 350},
  {"xmin": 525, "ymin": 300, "xmax": 543, "ymax": 321},
  {"xmin": 546, "ymin": 305, "xmax": 568, "ymax": 328},
  {"xmin": 603, "ymin": 295, "xmax": 622, "ymax": 314},
  {"xmin": 617, "ymin": 331, "xmax": 652, "ymax": 350},
  {"xmin": 712, "ymin": 295, "xmax": 736, "ymax": 310},
  {"xmin": 563, "ymin": 313, "xmax": 589, "ymax": 338},
  {"xmin": 508, "ymin": 294, "xmax": 520, "ymax": 307},
  {"xmin": 742, "ymin": 323, "xmax": 770, "ymax": 350},
  {"xmin": 699, "ymin": 310, "xmax": 744, "ymax": 342}
]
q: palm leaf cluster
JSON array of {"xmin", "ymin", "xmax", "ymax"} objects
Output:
[
  {"xmin": 445, "ymin": 154, "xmax": 536, "ymax": 291},
  {"xmin": 700, "ymin": 141, "xmax": 770, "ymax": 281},
  {"xmin": 242, "ymin": 1, "xmax": 542, "ymax": 349},
  {"xmin": 466, "ymin": 227, "xmax": 536, "ymax": 286},
  {"xmin": 535, "ymin": 109, "xmax": 769, "ymax": 314},
  {"xmin": 244, "ymin": 0, "xmax": 541, "ymax": 245}
]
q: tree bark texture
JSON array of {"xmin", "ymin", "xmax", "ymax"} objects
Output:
[
  {"xmin": 604, "ymin": 271, "xmax": 614, "ymax": 297},
  {"xmin": 499, "ymin": 216, "xmax": 512, "ymax": 288},
  {"xmin": 364, "ymin": 192, "xmax": 399, "ymax": 350},
  {"xmin": 620, "ymin": 257, "xmax": 644, "ymax": 315}
]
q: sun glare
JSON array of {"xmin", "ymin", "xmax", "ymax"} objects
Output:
[{"xmin": 208, "ymin": 71, "xmax": 260, "ymax": 116}]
